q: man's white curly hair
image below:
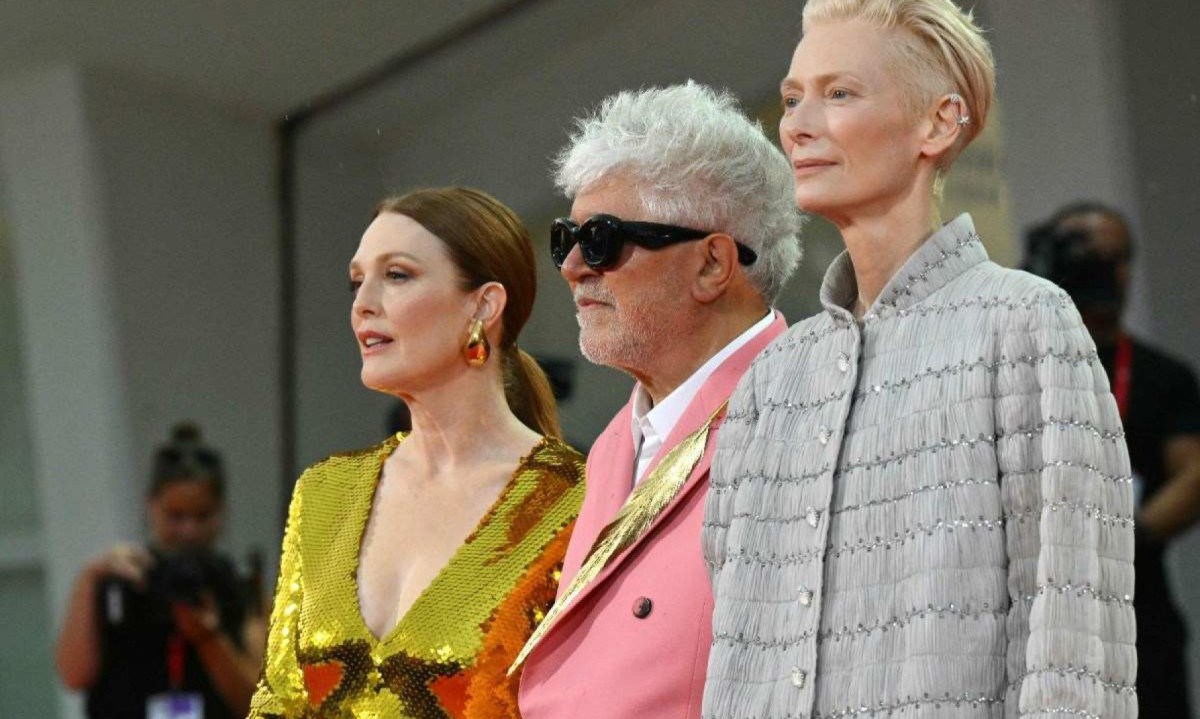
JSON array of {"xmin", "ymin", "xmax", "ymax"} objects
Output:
[{"xmin": 554, "ymin": 82, "xmax": 804, "ymax": 303}]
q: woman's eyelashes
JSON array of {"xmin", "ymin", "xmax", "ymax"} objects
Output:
[
  {"xmin": 782, "ymin": 86, "xmax": 853, "ymax": 110},
  {"xmin": 348, "ymin": 268, "xmax": 411, "ymax": 293}
]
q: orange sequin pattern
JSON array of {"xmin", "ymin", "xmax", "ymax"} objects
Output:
[{"xmin": 248, "ymin": 435, "xmax": 584, "ymax": 718}]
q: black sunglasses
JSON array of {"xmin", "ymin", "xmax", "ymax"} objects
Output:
[{"xmin": 550, "ymin": 213, "xmax": 758, "ymax": 270}]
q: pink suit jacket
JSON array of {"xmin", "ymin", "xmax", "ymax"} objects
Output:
[{"xmin": 518, "ymin": 313, "xmax": 786, "ymax": 719}]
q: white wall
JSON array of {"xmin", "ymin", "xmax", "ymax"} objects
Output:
[
  {"xmin": 0, "ymin": 153, "xmax": 57, "ymax": 719},
  {"xmin": 1115, "ymin": 0, "xmax": 1200, "ymax": 366},
  {"xmin": 985, "ymin": 0, "xmax": 1148, "ymax": 323},
  {"xmin": 291, "ymin": 134, "xmax": 395, "ymax": 469},
  {"xmin": 83, "ymin": 69, "xmax": 283, "ymax": 566},
  {"xmin": 0, "ymin": 65, "xmax": 139, "ymax": 718},
  {"xmin": 1116, "ymin": 1, "xmax": 1200, "ymax": 709},
  {"xmin": 0, "ymin": 64, "xmax": 282, "ymax": 717}
]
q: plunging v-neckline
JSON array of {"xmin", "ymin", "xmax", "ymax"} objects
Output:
[{"xmin": 350, "ymin": 433, "xmax": 549, "ymax": 646}]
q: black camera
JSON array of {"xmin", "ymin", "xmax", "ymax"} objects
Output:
[
  {"xmin": 100, "ymin": 549, "xmax": 234, "ymax": 632},
  {"xmin": 146, "ymin": 549, "xmax": 227, "ymax": 607},
  {"xmin": 1023, "ymin": 222, "xmax": 1121, "ymax": 310}
]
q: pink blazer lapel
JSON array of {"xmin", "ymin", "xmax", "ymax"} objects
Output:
[
  {"xmin": 556, "ymin": 398, "xmax": 637, "ymax": 593},
  {"xmin": 588, "ymin": 402, "xmax": 638, "ymax": 523},
  {"xmin": 554, "ymin": 312, "xmax": 787, "ymax": 613}
]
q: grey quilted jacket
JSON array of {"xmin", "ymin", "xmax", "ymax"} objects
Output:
[{"xmin": 703, "ymin": 214, "xmax": 1136, "ymax": 718}]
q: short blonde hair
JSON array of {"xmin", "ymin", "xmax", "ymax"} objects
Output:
[{"xmin": 803, "ymin": 0, "xmax": 995, "ymax": 168}]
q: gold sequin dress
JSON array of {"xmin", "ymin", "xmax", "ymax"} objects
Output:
[{"xmin": 248, "ymin": 435, "xmax": 584, "ymax": 719}]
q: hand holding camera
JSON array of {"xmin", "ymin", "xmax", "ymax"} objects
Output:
[
  {"xmin": 86, "ymin": 543, "xmax": 154, "ymax": 590},
  {"xmin": 171, "ymin": 593, "xmax": 222, "ymax": 647}
]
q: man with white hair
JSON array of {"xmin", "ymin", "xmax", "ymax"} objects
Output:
[{"xmin": 512, "ymin": 82, "xmax": 803, "ymax": 718}]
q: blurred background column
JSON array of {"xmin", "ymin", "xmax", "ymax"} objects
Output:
[
  {"xmin": 1, "ymin": 62, "xmax": 285, "ymax": 718},
  {"xmin": 0, "ymin": 65, "xmax": 139, "ymax": 719},
  {"xmin": 987, "ymin": 0, "xmax": 1143, "ymax": 319}
]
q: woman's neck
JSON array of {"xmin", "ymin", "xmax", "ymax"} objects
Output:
[
  {"xmin": 830, "ymin": 188, "xmax": 937, "ymax": 318},
  {"xmin": 395, "ymin": 366, "xmax": 539, "ymax": 478}
]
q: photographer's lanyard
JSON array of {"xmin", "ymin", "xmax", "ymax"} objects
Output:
[
  {"xmin": 148, "ymin": 634, "xmax": 204, "ymax": 718},
  {"xmin": 167, "ymin": 633, "xmax": 186, "ymax": 690},
  {"xmin": 1114, "ymin": 334, "xmax": 1133, "ymax": 421}
]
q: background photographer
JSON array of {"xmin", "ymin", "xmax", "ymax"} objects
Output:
[
  {"xmin": 54, "ymin": 423, "xmax": 265, "ymax": 719},
  {"xmin": 1025, "ymin": 201, "xmax": 1200, "ymax": 719}
]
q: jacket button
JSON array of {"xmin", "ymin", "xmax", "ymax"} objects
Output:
[
  {"xmin": 632, "ymin": 597, "xmax": 653, "ymax": 618},
  {"xmin": 791, "ymin": 666, "xmax": 807, "ymax": 688}
]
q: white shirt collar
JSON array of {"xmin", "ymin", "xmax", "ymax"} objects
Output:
[{"xmin": 630, "ymin": 310, "xmax": 775, "ymax": 484}]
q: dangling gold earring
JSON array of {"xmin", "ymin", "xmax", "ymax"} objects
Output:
[{"xmin": 464, "ymin": 319, "xmax": 490, "ymax": 366}]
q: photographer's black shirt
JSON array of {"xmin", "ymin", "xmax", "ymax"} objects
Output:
[
  {"xmin": 1099, "ymin": 336, "xmax": 1200, "ymax": 717},
  {"xmin": 87, "ymin": 549, "xmax": 247, "ymax": 719}
]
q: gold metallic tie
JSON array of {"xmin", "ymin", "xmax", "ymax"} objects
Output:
[{"xmin": 510, "ymin": 401, "xmax": 727, "ymax": 673}]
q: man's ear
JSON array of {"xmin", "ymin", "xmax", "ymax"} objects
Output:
[{"xmin": 693, "ymin": 233, "xmax": 740, "ymax": 303}]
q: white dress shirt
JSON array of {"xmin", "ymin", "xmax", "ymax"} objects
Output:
[{"xmin": 629, "ymin": 311, "xmax": 775, "ymax": 485}]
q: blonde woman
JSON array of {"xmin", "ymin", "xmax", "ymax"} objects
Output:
[{"xmin": 703, "ymin": 1, "xmax": 1136, "ymax": 717}]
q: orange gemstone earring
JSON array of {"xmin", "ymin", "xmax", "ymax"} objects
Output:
[{"xmin": 464, "ymin": 318, "xmax": 490, "ymax": 366}]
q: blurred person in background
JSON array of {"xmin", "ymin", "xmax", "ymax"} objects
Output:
[
  {"xmin": 55, "ymin": 423, "xmax": 265, "ymax": 719},
  {"xmin": 248, "ymin": 187, "xmax": 584, "ymax": 718},
  {"xmin": 1026, "ymin": 200, "xmax": 1200, "ymax": 719},
  {"xmin": 703, "ymin": 1, "xmax": 1136, "ymax": 717}
]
